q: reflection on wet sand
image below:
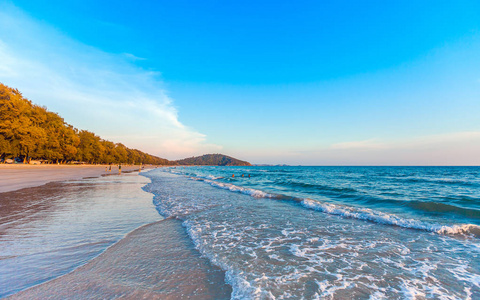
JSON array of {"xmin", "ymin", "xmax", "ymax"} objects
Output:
[
  {"xmin": 0, "ymin": 173, "xmax": 161, "ymax": 297},
  {"xmin": 10, "ymin": 218, "xmax": 231, "ymax": 299}
]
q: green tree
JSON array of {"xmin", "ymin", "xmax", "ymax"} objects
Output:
[{"xmin": 1, "ymin": 82, "xmax": 174, "ymax": 165}]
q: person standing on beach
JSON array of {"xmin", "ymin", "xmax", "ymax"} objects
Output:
[{"xmin": 118, "ymin": 165, "xmax": 122, "ymax": 174}]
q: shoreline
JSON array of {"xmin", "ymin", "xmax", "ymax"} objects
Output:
[
  {"xmin": 0, "ymin": 164, "xmax": 156, "ymax": 193},
  {"xmin": 5, "ymin": 219, "xmax": 161, "ymax": 299},
  {"xmin": 8, "ymin": 218, "xmax": 231, "ymax": 299},
  {"xmin": 1, "ymin": 171, "xmax": 162, "ymax": 297},
  {"xmin": 1, "ymin": 166, "xmax": 232, "ymax": 299}
]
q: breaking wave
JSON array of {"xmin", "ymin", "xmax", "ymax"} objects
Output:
[{"xmin": 191, "ymin": 176, "xmax": 480, "ymax": 238}]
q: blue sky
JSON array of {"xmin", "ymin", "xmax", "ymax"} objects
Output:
[{"xmin": 1, "ymin": 0, "xmax": 479, "ymax": 164}]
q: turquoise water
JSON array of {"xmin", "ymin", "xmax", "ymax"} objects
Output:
[
  {"xmin": 2, "ymin": 167, "xmax": 479, "ymax": 298},
  {"xmin": 144, "ymin": 166, "xmax": 480, "ymax": 299}
]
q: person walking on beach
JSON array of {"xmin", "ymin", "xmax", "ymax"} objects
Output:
[{"xmin": 118, "ymin": 165, "xmax": 122, "ymax": 174}]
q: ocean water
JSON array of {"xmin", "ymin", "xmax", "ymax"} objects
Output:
[
  {"xmin": 143, "ymin": 166, "xmax": 480, "ymax": 299},
  {"xmin": 0, "ymin": 172, "xmax": 161, "ymax": 298}
]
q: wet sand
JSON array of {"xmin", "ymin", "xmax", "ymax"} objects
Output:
[
  {"xmin": 0, "ymin": 172, "xmax": 163, "ymax": 297},
  {"xmin": 8, "ymin": 218, "xmax": 232, "ymax": 300},
  {"xmin": 1, "ymin": 168, "xmax": 232, "ymax": 299},
  {"xmin": 0, "ymin": 164, "xmax": 145, "ymax": 193}
]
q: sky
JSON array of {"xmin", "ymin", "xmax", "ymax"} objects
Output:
[{"xmin": 0, "ymin": 0, "xmax": 479, "ymax": 165}]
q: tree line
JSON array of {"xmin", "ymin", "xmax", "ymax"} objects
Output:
[{"xmin": 0, "ymin": 83, "xmax": 174, "ymax": 165}]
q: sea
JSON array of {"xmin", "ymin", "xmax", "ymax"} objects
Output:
[
  {"xmin": 144, "ymin": 166, "xmax": 480, "ymax": 299},
  {"xmin": 1, "ymin": 166, "xmax": 479, "ymax": 299}
]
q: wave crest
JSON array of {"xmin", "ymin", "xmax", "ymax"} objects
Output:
[
  {"xmin": 302, "ymin": 198, "xmax": 480, "ymax": 237},
  {"xmin": 190, "ymin": 176, "xmax": 480, "ymax": 238}
]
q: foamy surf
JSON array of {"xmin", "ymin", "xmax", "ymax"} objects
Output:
[
  {"xmin": 192, "ymin": 177, "xmax": 279, "ymax": 199},
  {"xmin": 301, "ymin": 198, "xmax": 480, "ymax": 237},
  {"xmin": 190, "ymin": 175, "xmax": 480, "ymax": 238},
  {"xmin": 146, "ymin": 168, "xmax": 480, "ymax": 299}
]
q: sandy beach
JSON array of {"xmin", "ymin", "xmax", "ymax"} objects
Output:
[
  {"xmin": 9, "ymin": 218, "xmax": 231, "ymax": 300},
  {"xmin": 0, "ymin": 165, "xmax": 232, "ymax": 299},
  {"xmin": 0, "ymin": 164, "xmax": 145, "ymax": 193}
]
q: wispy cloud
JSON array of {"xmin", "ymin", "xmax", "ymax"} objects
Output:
[
  {"xmin": 122, "ymin": 53, "xmax": 147, "ymax": 61},
  {"xmin": 281, "ymin": 131, "xmax": 480, "ymax": 166},
  {"xmin": 0, "ymin": 4, "xmax": 221, "ymax": 159}
]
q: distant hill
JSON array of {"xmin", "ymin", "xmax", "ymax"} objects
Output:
[{"xmin": 176, "ymin": 154, "xmax": 251, "ymax": 166}]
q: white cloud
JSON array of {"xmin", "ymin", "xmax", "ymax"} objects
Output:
[{"xmin": 0, "ymin": 4, "xmax": 221, "ymax": 159}]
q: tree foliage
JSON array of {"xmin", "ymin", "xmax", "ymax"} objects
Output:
[{"xmin": 0, "ymin": 83, "xmax": 173, "ymax": 165}]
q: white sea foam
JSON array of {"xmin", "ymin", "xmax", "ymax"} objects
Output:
[
  {"xmin": 201, "ymin": 179, "xmax": 278, "ymax": 199},
  {"xmin": 190, "ymin": 176, "xmax": 480, "ymax": 237},
  {"xmin": 149, "ymin": 169, "xmax": 480, "ymax": 299},
  {"xmin": 183, "ymin": 220, "xmax": 258, "ymax": 299},
  {"xmin": 301, "ymin": 198, "xmax": 480, "ymax": 237},
  {"xmin": 191, "ymin": 174, "xmax": 224, "ymax": 180}
]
